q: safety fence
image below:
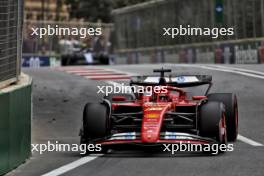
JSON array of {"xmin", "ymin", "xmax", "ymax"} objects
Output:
[
  {"xmin": 0, "ymin": 0, "xmax": 23, "ymax": 88},
  {"xmin": 112, "ymin": 0, "xmax": 264, "ymax": 51}
]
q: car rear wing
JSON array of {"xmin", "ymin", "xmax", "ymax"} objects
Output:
[{"xmin": 130, "ymin": 75, "xmax": 212, "ymax": 88}]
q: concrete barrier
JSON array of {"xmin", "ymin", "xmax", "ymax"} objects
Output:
[{"xmin": 0, "ymin": 74, "xmax": 32, "ymax": 175}]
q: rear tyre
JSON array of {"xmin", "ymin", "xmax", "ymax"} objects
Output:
[
  {"xmin": 208, "ymin": 93, "xmax": 238, "ymax": 142},
  {"xmin": 81, "ymin": 103, "xmax": 110, "ymax": 154},
  {"xmin": 199, "ymin": 101, "xmax": 227, "ymax": 154}
]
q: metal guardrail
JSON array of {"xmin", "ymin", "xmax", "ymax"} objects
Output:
[{"xmin": 0, "ymin": 0, "xmax": 23, "ymax": 89}]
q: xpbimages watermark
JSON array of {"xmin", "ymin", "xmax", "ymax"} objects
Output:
[
  {"xmin": 163, "ymin": 143, "xmax": 234, "ymax": 155},
  {"xmin": 31, "ymin": 141, "xmax": 102, "ymax": 155},
  {"xmin": 97, "ymin": 84, "xmax": 168, "ymax": 96},
  {"xmin": 31, "ymin": 25, "xmax": 102, "ymax": 38},
  {"xmin": 163, "ymin": 25, "xmax": 234, "ymax": 39}
]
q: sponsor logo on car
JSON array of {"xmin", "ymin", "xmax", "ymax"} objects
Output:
[{"xmin": 145, "ymin": 114, "xmax": 159, "ymax": 118}]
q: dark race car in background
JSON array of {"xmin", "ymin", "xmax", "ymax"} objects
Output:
[
  {"xmin": 59, "ymin": 39, "xmax": 110, "ymax": 66},
  {"xmin": 61, "ymin": 48, "xmax": 109, "ymax": 66},
  {"xmin": 80, "ymin": 68, "xmax": 238, "ymax": 154}
]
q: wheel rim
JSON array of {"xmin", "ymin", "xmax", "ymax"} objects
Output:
[{"xmin": 219, "ymin": 114, "xmax": 227, "ymax": 144}]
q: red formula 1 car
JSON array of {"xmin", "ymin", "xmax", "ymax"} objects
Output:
[{"xmin": 80, "ymin": 68, "xmax": 238, "ymax": 154}]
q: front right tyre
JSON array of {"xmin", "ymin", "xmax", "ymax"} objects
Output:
[
  {"xmin": 81, "ymin": 103, "xmax": 110, "ymax": 155},
  {"xmin": 208, "ymin": 93, "xmax": 238, "ymax": 142}
]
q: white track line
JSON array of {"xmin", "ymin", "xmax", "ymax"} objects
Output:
[
  {"xmin": 42, "ymin": 155, "xmax": 102, "ymax": 176},
  {"xmin": 200, "ymin": 66, "xmax": 264, "ymax": 79},
  {"xmin": 178, "ymin": 64, "xmax": 264, "ymax": 80},
  {"xmin": 204, "ymin": 65, "xmax": 264, "ymax": 76},
  {"xmin": 237, "ymin": 135, "xmax": 263, "ymax": 146}
]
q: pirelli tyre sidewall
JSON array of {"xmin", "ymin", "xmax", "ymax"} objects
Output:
[
  {"xmin": 199, "ymin": 101, "xmax": 226, "ymax": 143},
  {"xmin": 83, "ymin": 103, "xmax": 109, "ymax": 140},
  {"xmin": 199, "ymin": 101, "xmax": 227, "ymax": 154},
  {"xmin": 82, "ymin": 103, "xmax": 110, "ymax": 141},
  {"xmin": 81, "ymin": 102, "xmax": 111, "ymax": 155},
  {"xmin": 207, "ymin": 93, "xmax": 238, "ymax": 142}
]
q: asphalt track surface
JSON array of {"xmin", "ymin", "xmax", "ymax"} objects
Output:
[{"xmin": 6, "ymin": 64, "xmax": 264, "ymax": 176}]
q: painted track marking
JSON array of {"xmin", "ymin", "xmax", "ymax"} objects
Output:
[
  {"xmin": 178, "ymin": 64, "xmax": 264, "ymax": 80},
  {"xmin": 56, "ymin": 66, "xmax": 134, "ymax": 80},
  {"xmin": 237, "ymin": 135, "xmax": 263, "ymax": 146},
  {"xmin": 204, "ymin": 65, "xmax": 264, "ymax": 76},
  {"xmin": 41, "ymin": 155, "xmax": 102, "ymax": 176}
]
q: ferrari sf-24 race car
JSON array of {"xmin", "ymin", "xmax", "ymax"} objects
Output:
[{"xmin": 80, "ymin": 68, "xmax": 238, "ymax": 154}]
